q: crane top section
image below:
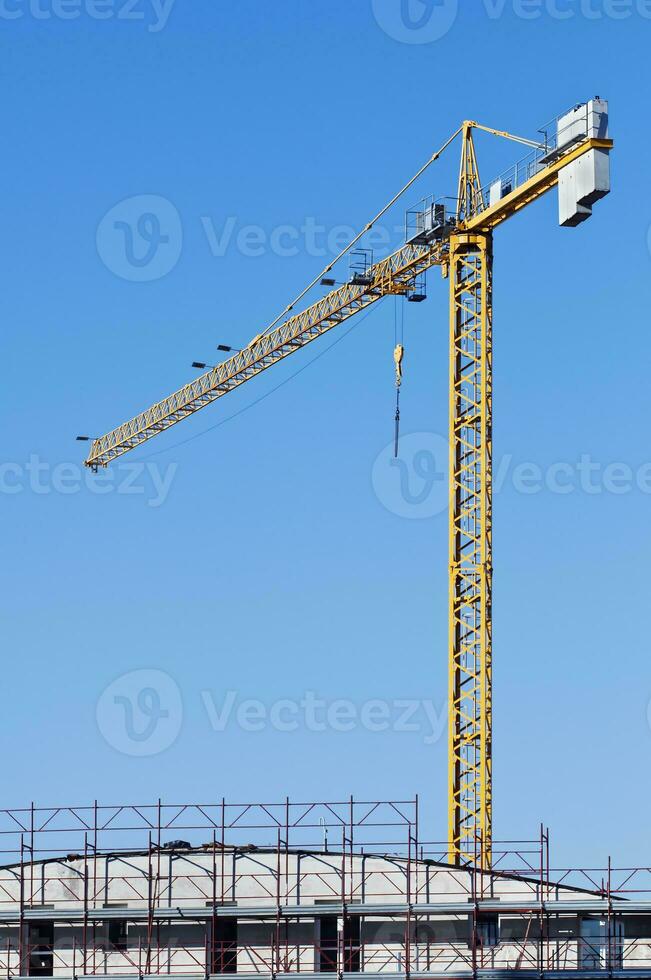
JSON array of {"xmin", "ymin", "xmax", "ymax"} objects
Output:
[
  {"xmin": 83, "ymin": 99, "xmax": 611, "ymax": 470},
  {"xmin": 408, "ymin": 98, "xmax": 610, "ymax": 242}
]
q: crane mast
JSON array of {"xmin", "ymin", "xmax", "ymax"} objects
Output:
[
  {"xmin": 83, "ymin": 103, "xmax": 612, "ymax": 871},
  {"xmin": 448, "ymin": 228, "xmax": 493, "ymax": 868},
  {"xmin": 446, "ymin": 126, "xmax": 494, "ymax": 867}
]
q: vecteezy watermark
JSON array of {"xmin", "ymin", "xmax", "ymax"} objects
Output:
[
  {"xmin": 0, "ymin": 0, "xmax": 176, "ymax": 30},
  {"xmin": 201, "ymin": 690, "xmax": 446, "ymax": 745},
  {"xmin": 0, "ymin": 455, "xmax": 177, "ymax": 507},
  {"xmin": 96, "ymin": 676, "xmax": 448, "ymax": 756},
  {"xmin": 371, "ymin": 0, "xmax": 651, "ymax": 44},
  {"xmin": 200, "ymin": 215, "xmax": 399, "ymax": 260},
  {"xmin": 372, "ymin": 432, "xmax": 449, "ymax": 519},
  {"xmin": 97, "ymin": 196, "xmax": 406, "ymax": 283},
  {"xmin": 373, "ymin": 432, "xmax": 651, "ymax": 519},
  {"xmin": 97, "ymin": 670, "xmax": 183, "ymax": 757},
  {"xmin": 97, "ymin": 195, "xmax": 183, "ymax": 282},
  {"xmin": 371, "ymin": 0, "xmax": 459, "ymax": 43}
]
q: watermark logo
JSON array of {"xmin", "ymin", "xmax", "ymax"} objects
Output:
[
  {"xmin": 200, "ymin": 214, "xmax": 397, "ymax": 260},
  {"xmin": 201, "ymin": 690, "xmax": 446, "ymax": 745},
  {"xmin": 96, "ymin": 194, "xmax": 182, "ymax": 282},
  {"xmin": 373, "ymin": 432, "xmax": 651, "ymax": 519},
  {"xmin": 97, "ymin": 204, "xmax": 409, "ymax": 279},
  {"xmin": 371, "ymin": 0, "xmax": 459, "ymax": 43},
  {"xmin": 96, "ymin": 680, "xmax": 447, "ymax": 755},
  {"xmin": 97, "ymin": 669, "xmax": 183, "ymax": 757},
  {"xmin": 0, "ymin": 0, "xmax": 176, "ymax": 31},
  {"xmin": 0, "ymin": 456, "xmax": 177, "ymax": 507},
  {"xmin": 372, "ymin": 431, "xmax": 448, "ymax": 519},
  {"xmin": 372, "ymin": 0, "xmax": 651, "ymax": 43}
]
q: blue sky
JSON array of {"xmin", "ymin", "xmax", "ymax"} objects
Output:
[{"xmin": 2, "ymin": 0, "xmax": 650, "ymax": 872}]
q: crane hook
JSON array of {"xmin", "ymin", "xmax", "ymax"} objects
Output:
[
  {"xmin": 393, "ymin": 344, "xmax": 404, "ymax": 458},
  {"xmin": 394, "ymin": 343, "xmax": 404, "ymax": 388}
]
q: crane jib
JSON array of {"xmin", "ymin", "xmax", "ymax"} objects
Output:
[{"xmin": 85, "ymin": 134, "xmax": 610, "ymax": 472}]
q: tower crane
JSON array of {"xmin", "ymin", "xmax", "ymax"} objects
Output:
[{"xmin": 82, "ymin": 100, "xmax": 612, "ymax": 869}]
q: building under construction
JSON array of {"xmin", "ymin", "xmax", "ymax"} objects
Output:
[{"xmin": 4, "ymin": 799, "xmax": 651, "ymax": 979}]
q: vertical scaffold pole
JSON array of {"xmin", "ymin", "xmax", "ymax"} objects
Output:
[{"xmin": 448, "ymin": 230, "xmax": 493, "ymax": 869}]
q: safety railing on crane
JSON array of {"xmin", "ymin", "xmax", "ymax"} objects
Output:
[
  {"xmin": 404, "ymin": 101, "xmax": 609, "ymax": 241},
  {"xmin": 474, "ymin": 100, "xmax": 609, "ymax": 218}
]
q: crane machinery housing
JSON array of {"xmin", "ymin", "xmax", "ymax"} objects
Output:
[{"xmin": 82, "ymin": 98, "xmax": 613, "ymax": 872}]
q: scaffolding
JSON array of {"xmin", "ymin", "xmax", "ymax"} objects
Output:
[{"xmin": 0, "ymin": 798, "xmax": 650, "ymax": 978}]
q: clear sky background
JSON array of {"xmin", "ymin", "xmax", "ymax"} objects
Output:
[{"xmin": 2, "ymin": 0, "xmax": 650, "ymax": 872}]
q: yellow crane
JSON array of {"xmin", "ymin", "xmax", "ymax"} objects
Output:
[{"xmin": 82, "ymin": 100, "xmax": 613, "ymax": 869}]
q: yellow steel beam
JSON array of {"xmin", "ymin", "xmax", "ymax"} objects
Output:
[
  {"xmin": 448, "ymin": 231, "xmax": 493, "ymax": 869},
  {"xmin": 463, "ymin": 137, "xmax": 613, "ymax": 233},
  {"xmin": 457, "ymin": 123, "xmax": 485, "ymax": 224},
  {"xmin": 445, "ymin": 131, "xmax": 611, "ymax": 870}
]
